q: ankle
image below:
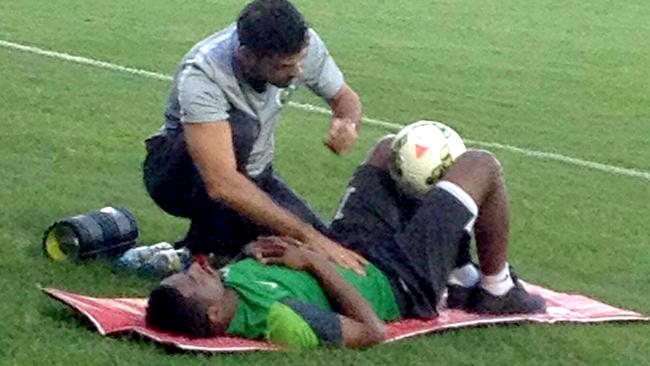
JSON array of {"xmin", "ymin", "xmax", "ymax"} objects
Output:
[{"xmin": 480, "ymin": 264, "xmax": 514, "ymax": 296}]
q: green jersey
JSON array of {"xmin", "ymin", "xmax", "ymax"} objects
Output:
[{"xmin": 223, "ymin": 258, "xmax": 399, "ymax": 348}]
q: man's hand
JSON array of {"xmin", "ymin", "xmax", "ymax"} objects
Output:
[
  {"xmin": 325, "ymin": 84, "xmax": 362, "ymax": 155},
  {"xmin": 324, "ymin": 117, "xmax": 358, "ymax": 155},
  {"xmin": 251, "ymin": 236, "xmax": 320, "ymax": 271},
  {"xmin": 252, "ymin": 235, "xmax": 368, "ymax": 275},
  {"xmin": 302, "ymin": 231, "xmax": 368, "ymax": 275}
]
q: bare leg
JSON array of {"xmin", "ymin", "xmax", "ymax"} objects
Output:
[
  {"xmin": 443, "ymin": 150, "xmax": 508, "ymax": 275},
  {"xmin": 443, "ymin": 150, "xmax": 545, "ymax": 313}
]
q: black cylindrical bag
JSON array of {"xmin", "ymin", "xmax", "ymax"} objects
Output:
[{"xmin": 43, "ymin": 206, "xmax": 138, "ymax": 262}]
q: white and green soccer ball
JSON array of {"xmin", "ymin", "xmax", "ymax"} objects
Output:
[{"xmin": 389, "ymin": 121, "xmax": 467, "ymax": 198}]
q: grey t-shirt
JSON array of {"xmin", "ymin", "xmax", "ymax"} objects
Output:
[{"xmin": 160, "ymin": 24, "xmax": 345, "ymax": 177}]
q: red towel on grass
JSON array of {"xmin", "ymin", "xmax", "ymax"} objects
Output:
[{"xmin": 43, "ymin": 283, "xmax": 647, "ymax": 352}]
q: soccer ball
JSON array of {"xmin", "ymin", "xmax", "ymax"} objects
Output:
[{"xmin": 389, "ymin": 121, "xmax": 467, "ymax": 198}]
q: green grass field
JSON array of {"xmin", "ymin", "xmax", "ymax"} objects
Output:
[{"xmin": 1, "ymin": 0, "xmax": 649, "ymax": 364}]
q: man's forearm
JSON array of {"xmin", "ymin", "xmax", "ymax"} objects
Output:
[
  {"xmin": 306, "ymin": 257, "xmax": 383, "ymax": 332},
  {"xmin": 330, "ymin": 85, "xmax": 363, "ymax": 131},
  {"xmin": 183, "ymin": 121, "xmax": 321, "ymax": 244},
  {"xmin": 207, "ymin": 171, "xmax": 318, "ymax": 242}
]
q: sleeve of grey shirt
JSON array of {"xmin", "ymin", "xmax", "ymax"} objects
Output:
[
  {"xmin": 301, "ymin": 29, "xmax": 345, "ymax": 100},
  {"xmin": 178, "ymin": 62, "xmax": 230, "ymax": 123}
]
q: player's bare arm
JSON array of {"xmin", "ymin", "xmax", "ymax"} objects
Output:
[
  {"xmin": 252, "ymin": 237, "xmax": 386, "ymax": 348},
  {"xmin": 325, "ymin": 83, "xmax": 362, "ymax": 155},
  {"xmin": 184, "ymin": 122, "xmax": 367, "ymax": 273}
]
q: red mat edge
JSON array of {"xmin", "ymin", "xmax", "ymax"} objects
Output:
[
  {"xmin": 42, "ymin": 286, "xmax": 648, "ymax": 351},
  {"xmin": 384, "ymin": 313, "xmax": 649, "ymax": 343}
]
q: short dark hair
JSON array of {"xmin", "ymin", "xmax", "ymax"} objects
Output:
[
  {"xmin": 145, "ymin": 285, "xmax": 215, "ymax": 337},
  {"xmin": 237, "ymin": 0, "xmax": 308, "ymax": 58}
]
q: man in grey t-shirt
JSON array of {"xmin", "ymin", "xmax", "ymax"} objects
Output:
[{"xmin": 143, "ymin": 0, "xmax": 366, "ymax": 272}]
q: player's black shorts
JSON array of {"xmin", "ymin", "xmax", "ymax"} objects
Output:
[{"xmin": 329, "ymin": 165, "xmax": 475, "ymax": 318}]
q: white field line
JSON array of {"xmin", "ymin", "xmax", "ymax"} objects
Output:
[{"xmin": 2, "ymin": 39, "xmax": 649, "ymax": 182}]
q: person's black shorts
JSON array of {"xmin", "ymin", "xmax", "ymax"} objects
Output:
[
  {"xmin": 329, "ymin": 165, "xmax": 475, "ymax": 318},
  {"xmin": 142, "ymin": 126, "xmax": 327, "ymax": 257}
]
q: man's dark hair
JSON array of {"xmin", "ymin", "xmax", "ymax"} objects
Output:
[
  {"xmin": 145, "ymin": 285, "xmax": 215, "ymax": 337},
  {"xmin": 237, "ymin": 0, "xmax": 309, "ymax": 58}
]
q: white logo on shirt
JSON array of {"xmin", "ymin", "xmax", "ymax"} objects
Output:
[
  {"xmin": 276, "ymin": 84, "xmax": 297, "ymax": 107},
  {"xmin": 256, "ymin": 281, "xmax": 279, "ymax": 290}
]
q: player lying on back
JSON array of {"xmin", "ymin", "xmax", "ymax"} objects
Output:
[{"xmin": 145, "ymin": 124, "xmax": 546, "ymax": 348}]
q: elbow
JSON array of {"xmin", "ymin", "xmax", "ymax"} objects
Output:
[
  {"xmin": 357, "ymin": 322, "xmax": 386, "ymax": 348},
  {"xmin": 205, "ymin": 182, "xmax": 226, "ymax": 202},
  {"xmin": 342, "ymin": 320, "xmax": 387, "ymax": 349},
  {"xmin": 204, "ymin": 173, "xmax": 238, "ymax": 202},
  {"xmin": 367, "ymin": 322, "xmax": 387, "ymax": 345}
]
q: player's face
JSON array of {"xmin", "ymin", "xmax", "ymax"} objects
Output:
[
  {"xmin": 161, "ymin": 262, "xmax": 226, "ymax": 323},
  {"xmin": 256, "ymin": 46, "xmax": 309, "ymax": 88}
]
